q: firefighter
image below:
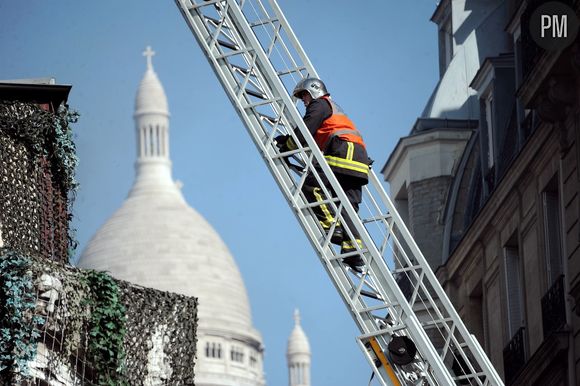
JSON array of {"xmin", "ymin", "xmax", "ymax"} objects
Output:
[{"xmin": 276, "ymin": 78, "xmax": 371, "ymax": 272}]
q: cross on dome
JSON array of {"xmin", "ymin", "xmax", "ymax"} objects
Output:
[{"xmin": 143, "ymin": 45, "xmax": 156, "ymax": 70}]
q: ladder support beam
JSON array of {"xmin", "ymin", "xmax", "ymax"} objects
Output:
[{"xmin": 175, "ymin": 1, "xmax": 504, "ymax": 384}]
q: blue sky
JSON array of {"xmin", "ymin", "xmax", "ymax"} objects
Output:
[{"xmin": 1, "ymin": 1, "xmax": 439, "ymax": 385}]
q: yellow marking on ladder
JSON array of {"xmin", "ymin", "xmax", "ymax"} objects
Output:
[{"xmin": 369, "ymin": 337, "xmax": 401, "ymax": 386}]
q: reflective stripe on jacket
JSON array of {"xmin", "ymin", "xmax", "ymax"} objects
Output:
[
  {"xmin": 324, "ymin": 136, "xmax": 369, "ymax": 182},
  {"xmin": 316, "ymin": 97, "xmax": 369, "ymax": 182}
]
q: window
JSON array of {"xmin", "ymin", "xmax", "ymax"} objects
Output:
[
  {"xmin": 514, "ymin": 35, "xmax": 527, "ymax": 146},
  {"xmin": 205, "ymin": 342, "xmax": 222, "ymax": 359},
  {"xmin": 437, "ymin": 6, "xmax": 453, "ymax": 76},
  {"xmin": 249, "ymin": 352, "xmax": 258, "ymax": 368},
  {"xmin": 289, "ymin": 363, "xmax": 307, "ymax": 385},
  {"xmin": 394, "ymin": 184, "xmax": 409, "ymax": 228},
  {"xmin": 484, "ymin": 92, "xmax": 495, "ymax": 169},
  {"xmin": 442, "ymin": 18, "xmax": 453, "ymax": 67},
  {"xmin": 468, "ymin": 282, "xmax": 484, "ymax": 344},
  {"xmin": 503, "ymin": 241, "xmax": 524, "ymax": 339},
  {"xmin": 479, "ymin": 87, "xmax": 496, "ymax": 193},
  {"xmin": 542, "ymin": 176, "xmax": 563, "ymax": 285},
  {"xmin": 230, "ymin": 346, "xmax": 244, "ymax": 363}
]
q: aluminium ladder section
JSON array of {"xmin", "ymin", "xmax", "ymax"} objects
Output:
[{"xmin": 175, "ymin": 1, "xmax": 504, "ymax": 385}]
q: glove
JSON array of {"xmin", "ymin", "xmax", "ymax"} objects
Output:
[
  {"xmin": 274, "ymin": 135, "xmax": 290, "ymax": 152},
  {"xmin": 274, "ymin": 134, "xmax": 297, "ymax": 152}
]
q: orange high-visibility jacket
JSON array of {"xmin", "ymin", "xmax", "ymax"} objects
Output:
[
  {"xmin": 314, "ymin": 97, "xmax": 370, "ymax": 182},
  {"xmin": 314, "ymin": 96, "xmax": 365, "ymax": 150},
  {"xmin": 288, "ymin": 96, "xmax": 371, "ymax": 182}
]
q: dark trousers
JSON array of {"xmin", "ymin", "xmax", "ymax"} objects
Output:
[{"xmin": 302, "ymin": 168, "xmax": 363, "ymax": 251}]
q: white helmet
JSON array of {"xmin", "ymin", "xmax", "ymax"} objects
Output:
[{"xmin": 292, "ymin": 77, "xmax": 329, "ymax": 100}]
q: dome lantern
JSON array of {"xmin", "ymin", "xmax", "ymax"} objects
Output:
[{"xmin": 287, "ymin": 309, "xmax": 311, "ymax": 386}]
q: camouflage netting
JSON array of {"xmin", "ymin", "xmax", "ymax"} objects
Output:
[
  {"xmin": 1, "ymin": 99, "xmax": 198, "ymax": 385},
  {"xmin": 0, "ymin": 248, "xmax": 198, "ymax": 385},
  {"xmin": 0, "ymin": 100, "xmax": 78, "ymax": 264}
]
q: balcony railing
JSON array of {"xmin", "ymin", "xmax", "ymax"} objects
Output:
[
  {"xmin": 541, "ymin": 274, "xmax": 566, "ymax": 338},
  {"xmin": 503, "ymin": 326, "xmax": 526, "ymax": 385}
]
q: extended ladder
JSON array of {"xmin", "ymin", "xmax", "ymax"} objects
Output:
[{"xmin": 175, "ymin": 1, "xmax": 504, "ymax": 385}]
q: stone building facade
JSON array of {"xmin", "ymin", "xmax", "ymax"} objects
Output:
[{"xmin": 383, "ymin": 1, "xmax": 580, "ymax": 384}]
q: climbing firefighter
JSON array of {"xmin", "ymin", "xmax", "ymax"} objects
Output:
[{"xmin": 275, "ymin": 77, "xmax": 372, "ymax": 272}]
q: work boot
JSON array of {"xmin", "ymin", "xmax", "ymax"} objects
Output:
[
  {"xmin": 342, "ymin": 255, "xmax": 364, "ymax": 273},
  {"xmin": 330, "ymin": 226, "xmax": 343, "ymax": 245},
  {"xmin": 341, "ymin": 238, "xmax": 364, "ymax": 272},
  {"xmin": 341, "ymin": 239, "xmax": 363, "ymax": 254}
]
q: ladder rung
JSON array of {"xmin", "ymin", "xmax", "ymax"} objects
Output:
[
  {"xmin": 204, "ymin": 15, "xmax": 228, "ymax": 28},
  {"xmin": 334, "ymin": 249, "xmax": 369, "ymax": 259},
  {"xmin": 250, "ymin": 17, "xmax": 279, "ymax": 27},
  {"xmin": 421, "ymin": 317, "xmax": 454, "ymax": 328},
  {"xmin": 215, "ymin": 48, "xmax": 252, "ymax": 60},
  {"xmin": 257, "ymin": 112, "xmax": 281, "ymax": 123},
  {"xmin": 272, "ymin": 148, "xmax": 306, "ymax": 160},
  {"xmin": 244, "ymin": 88, "xmax": 267, "ymax": 99},
  {"xmin": 360, "ymin": 289, "xmax": 381, "ymax": 300},
  {"xmin": 359, "ymin": 304, "xmax": 389, "ymax": 313},
  {"xmin": 231, "ymin": 64, "xmax": 251, "ymax": 75},
  {"xmin": 277, "ymin": 67, "xmax": 306, "ymax": 77},
  {"xmin": 393, "ymin": 264, "xmax": 422, "ymax": 273},
  {"xmin": 296, "ymin": 196, "xmax": 340, "ymax": 210},
  {"xmin": 357, "ymin": 327, "xmax": 406, "ymax": 342},
  {"xmin": 453, "ymin": 372, "xmax": 486, "ymax": 381},
  {"xmin": 362, "ymin": 214, "xmax": 392, "ymax": 224},
  {"xmin": 244, "ymin": 98, "xmax": 282, "ymax": 109},
  {"xmin": 217, "ymin": 39, "xmax": 239, "ymax": 51},
  {"xmin": 187, "ymin": 0, "xmax": 221, "ymax": 11}
]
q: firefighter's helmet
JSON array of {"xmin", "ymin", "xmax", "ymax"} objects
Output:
[{"xmin": 292, "ymin": 77, "xmax": 329, "ymax": 100}]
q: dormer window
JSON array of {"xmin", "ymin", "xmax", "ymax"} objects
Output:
[
  {"xmin": 440, "ymin": 15, "xmax": 453, "ymax": 74},
  {"xmin": 432, "ymin": 0, "xmax": 453, "ymax": 76},
  {"xmin": 470, "ymin": 53, "xmax": 515, "ymax": 192},
  {"xmin": 484, "ymin": 90, "xmax": 495, "ymax": 168}
]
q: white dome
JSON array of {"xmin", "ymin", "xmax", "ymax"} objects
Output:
[
  {"xmin": 78, "ymin": 47, "xmax": 265, "ymax": 386},
  {"xmin": 78, "ymin": 184, "xmax": 257, "ymax": 336},
  {"xmin": 287, "ymin": 310, "xmax": 311, "ymax": 355}
]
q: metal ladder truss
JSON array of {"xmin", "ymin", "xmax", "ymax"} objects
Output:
[{"xmin": 175, "ymin": 1, "xmax": 504, "ymax": 385}]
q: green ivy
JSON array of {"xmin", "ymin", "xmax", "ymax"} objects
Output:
[
  {"xmin": 54, "ymin": 104, "xmax": 80, "ymax": 260},
  {"xmin": 83, "ymin": 270, "xmax": 128, "ymax": 386},
  {"xmin": 0, "ymin": 101, "xmax": 79, "ymax": 193},
  {"xmin": 0, "ymin": 250, "xmax": 197, "ymax": 383},
  {"xmin": 53, "ymin": 104, "xmax": 80, "ymax": 194},
  {"xmin": 0, "ymin": 100, "xmax": 80, "ymax": 261},
  {"xmin": 0, "ymin": 248, "xmax": 44, "ymax": 379}
]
